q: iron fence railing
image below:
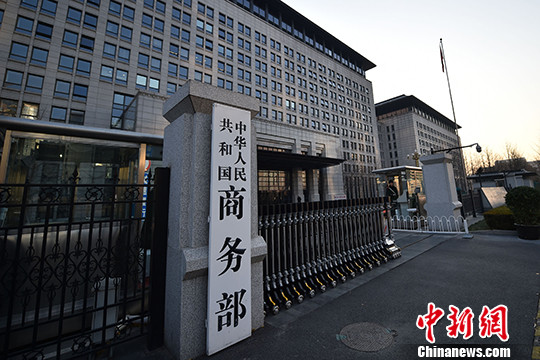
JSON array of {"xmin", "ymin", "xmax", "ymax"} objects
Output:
[
  {"xmin": 0, "ymin": 171, "xmax": 158, "ymax": 359},
  {"xmin": 259, "ymin": 198, "xmax": 401, "ymax": 315}
]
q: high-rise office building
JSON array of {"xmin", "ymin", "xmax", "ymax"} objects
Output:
[{"xmin": 0, "ymin": 0, "xmax": 380, "ymax": 201}]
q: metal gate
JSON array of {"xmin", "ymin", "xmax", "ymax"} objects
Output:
[
  {"xmin": 259, "ymin": 197, "xmax": 401, "ymax": 315},
  {"xmin": 0, "ymin": 168, "xmax": 169, "ymax": 359}
]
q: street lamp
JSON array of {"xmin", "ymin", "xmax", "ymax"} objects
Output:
[{"xmin": 431, "ymin": 143, "xmax": 482, "ymax": 154}]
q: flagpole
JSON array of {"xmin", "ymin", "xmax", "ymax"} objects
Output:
[
  {"xmin": 440, "ymin": 38, "xmax": 466, "ymax": 193},
  {"xmin": 440, "ymin": 38, "xmax": 458, "ymax": 137}
]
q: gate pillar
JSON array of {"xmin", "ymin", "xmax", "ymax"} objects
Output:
[
  {"xmin": 421, "ymin": 152, "xmax": 462, "ymax": 219},
  {"xmin": 161, "ymin": 81, "xmax": 266, "ymax": 359}
]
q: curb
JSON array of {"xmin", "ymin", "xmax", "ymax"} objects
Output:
[{"xmin": 533, "ymin": 294, "xmax": 540, "ymax": 359}]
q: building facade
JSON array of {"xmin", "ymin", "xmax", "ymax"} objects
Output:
[
  {"xmin": 376, "ymin": 95, "xmax": 467, "ymax": 191},
  {"xmin": 0, "ymin": 0, "xmax": 381, "ymax": 202}
]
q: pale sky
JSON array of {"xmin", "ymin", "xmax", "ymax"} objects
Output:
[{"xmin": 282, "ymin": 0, "xmax": 540, "ymax": 160}]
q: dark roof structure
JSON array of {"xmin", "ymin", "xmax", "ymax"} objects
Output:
[
  {"xmin": 375, "ymin": 95, "xmax": 460, "ymax": 130},
  {"xmin": 228, "ymin": 0, "xmax": 376, "ymax": 73}
]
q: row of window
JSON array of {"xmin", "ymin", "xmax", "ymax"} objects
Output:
[{"xmin": 0, "ymin": 98, "xmax": 84, "ymax": 125}]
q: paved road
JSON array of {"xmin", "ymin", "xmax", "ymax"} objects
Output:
[{"xmin": 115, "ymin": 231, "xmax": 540, "ymax": 360}]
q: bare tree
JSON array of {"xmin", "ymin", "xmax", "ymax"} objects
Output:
[{"xmin": 502, "ymin": 142, "xmax": 527, "ymax": 170}]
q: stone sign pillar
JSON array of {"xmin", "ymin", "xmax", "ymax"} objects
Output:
[
  {"xmin": 161, "ymin": 81, "xmax": 266, "ymax": 360},
  {"xmin": 421, "ymin": 153, "xmax": 462, "ymax": 219}
]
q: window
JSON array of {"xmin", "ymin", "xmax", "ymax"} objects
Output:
[
  {"xmin": 181, "ymin": 29, "xmax": 190, "ymax": 42},
  {"xmin": 76, "ymin": 59, "xmax": 91, "ymax": 76},
  {"xmin": 180, "ymin": 47, "xmax": 189, "ymax": 61},
  {"xmin": 29, "ymin": 47, "xmax": 48, "ymax": 66},
  {"xmin": 204, "ymin": 74, "xmax": 212, "ymax": 84},
  {"xmin": 136, "ymin": 74, "xmax": 147, "ymax": 89},
  {"xmin": 140, "ymin": 33, "xmax": 151, "ymax": 47},
  {"xmin": 195, "ymin": 35, "xmax": 203, "ymax": 48},
  {"xmin": 101, "ymin": 65, "xmax": 114, "ymax": 80},
  {"xmin": 167, "ymin": 82, "xmax": 177, "ymax": 95},
  {"xmin": 4, "ymin": 70, "xmax": 24, "ymax": 90},
  {"xmin": 25, "ymin": 74, "xmax": 44, "ymax": 93},
  {"xmin": 142, "ymin": 13, "xmax": 153, "ymax": 28},
  {"xmin": 0, "ymin": 99, "xmax": 17, "ymax": 117},
  {"xmin": 67, "ymin": 7, "xmax": 82, "ymax": 24},
  {"xmin": 172, "ymin": 7, "xmax": 181, "ymax": 21},
  {"xmin": 205, "ymin": 56, "xmax": 212, "ymax": 68},
  {"xmin": 118, "ymin": 47, "xmax": 130, "ymax": 62},
  {"xmin": 34, "ymin": 22, "xmax": 53, "ymax": 40},
  {"xmin": 123, "ymin": 6, "xmax": 135, "ymax": 21},
  {"xmin": 83, "ymin": 13, "xmax": 98, "ymax": 29},
  {"xmin": 149, "ymin": 78, "xmax": 159, "ymax": 91},
  {"xmin": 116, "ymin": 69, "xmax": 128, "ymax": 84},
  {"xmin": 69, "ymin": 109, "xmax": 84, "ymax": 125},
  {"xmin": 21, "ymin": 0, "xmax": 38, "ymax": 9},
  {"xmin": 168, "ymin": 63, "xmax": 178, "ymax": 76},
  {"xmin": 121, "ymin": 26, "xmax": 132, "ymax": 41},
  {"xmin": 138, "ymin": 53, "xmax": 149, "ymax": 68},
  {"xmin": 21, "ymin": 102, "xmax": 39, "ymax": 119},
  {"xmin": 151, "ymin": 57, "xmax": 161, "ymax": 71},
  {"xmin": 72, "ymin": 84, "xmax": 88, "ymax": 101},
  {"xmin": 155, "ymin": 18, "xmax": 164, "ymax": 32},
  {"xmin": 194, "ymin": 70, "xmax": 202, "ymax": 82},
  {"xmin": 153, "ymin": 37, "xmax": 163, "ymax": 51},
  {"xmin": 195, "ymin": 53, "xmax": 203, "ymax": 66},
  {"xmin": 106, "ymin": 21, "xmax": 119, "ymax": 36},
  {"xmin": 179, "ymin": 66, "xmax": 188, "ymax": 79},
  {"xmin": 9, "ymin": 42, "xmax": 29, "ymax": 61},
  {"xmin": 171, "ymin": 25, "xmax": 180, "ymax": 39},
  {"xmin": 104, "ymin": 42, "xmax": 116, "ymax": 58},
  {"xmin": 58, "ymin": 54, "xmax": 75, "ymax": 72},
  {"xmin": 109, "ymin": 1, "xmax": 121, "ymax": 16},
  {"xmin": 183, "ymin": 12, "xmax": 191, "ymax": 25},
  {"xmin": 156, "ymin": 1, "xmax": 166, "ymax": 13},
  {"xmin": 51, "ymin": 106, "xmax": 67, "ymax": 122},
  {"xmin": 87, "ymin": 0, "xmax": 100, "ymax": 8},
  {"xmin": 15, "ymin": 16, "xmax": 34, "ymax": 34},
  {"xmin": 80, "ymin": 36, "xmax": 95, "ymax": 52},
  {"xmin": 111, "ymin": 92, "xmax": 134, "ymax": 129},
  {"xmin": 54, "ymin": 80, "xmax": 71, "ymax": 98},
  {"xmin": 63, "ymin": 30, "xmax": 78, "ymax": 47}
]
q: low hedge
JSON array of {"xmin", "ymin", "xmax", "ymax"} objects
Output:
[{"xmin": 484, "ymin": 205, "xmax": 516, "ymax": 230}]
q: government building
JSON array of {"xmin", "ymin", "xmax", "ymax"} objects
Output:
[{"xmin": 0, "ymin": 0, "xmax": 381, "ymax": 202}]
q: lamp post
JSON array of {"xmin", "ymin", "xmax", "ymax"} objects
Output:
[
  {"xmin": 431, "ymin": 143, "xmax": 482, "ymax": 154},
  {"xmin": 407, "ymin": 150, "xmax": 421, "ymax": 167}
]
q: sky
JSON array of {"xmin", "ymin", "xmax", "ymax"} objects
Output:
[{"xmin": 282, "ymin": 0, "xmax": 540, "ymax": 161}]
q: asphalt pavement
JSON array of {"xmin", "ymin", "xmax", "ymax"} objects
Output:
[{"xmin": 114, "ymin": 229, "xmax": 540, "ymax": 360}]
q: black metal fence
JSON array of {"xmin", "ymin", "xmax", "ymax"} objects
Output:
[
  {"xmin": 0, "ymin": 168, "xmax": 169, "ymax": 359},
  {"xmin": 259, "ymin": 198, "xmax": 401, "ymax": 315},
  {"xmin": 459, "ymin": 190, "xmax": 484, "ymax": 217}
]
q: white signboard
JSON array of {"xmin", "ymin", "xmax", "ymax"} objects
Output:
[{"xmin": 207, "ymin": 103, "xmax": 252, "ymax": 355}]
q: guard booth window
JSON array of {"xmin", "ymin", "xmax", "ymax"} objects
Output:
[{"xmin": 258, "ymin": 170, "xmax": 291, "ymax": 205}]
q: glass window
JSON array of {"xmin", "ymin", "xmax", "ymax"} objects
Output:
[
  {"xmin": 217, "ymin": 78, "xmax": 224, "ymax": 88},
  {"xmin": 63, "ymin": 30, "xmax": 78, "ymax": 47},
  {"xmin": 4, "ymin": 70, "xmax": 24, "ymax": 89},
  {"xmin": 170, "ymin": 43, "xmax": 179, "ymax": 57},
  {"xmin": 138, "ymin": 53, "xmax": 149, "ymax": 68},
  {"xmin": 156, "ymin": 1, "xmax": 166, "ymax": 13},
  {"xmin": 36, "ymin": 22, "xmax": 53, "ymax": 40},
  {"xmin": 194, "ymin": 70, "xmax": 202, "ymax": 82},
  {"xmin": 51, "ymin": 106, "xmax": 67, "ymax": 122},
  {"xmin": 9, "ymin": 42, "xmax": 29, "ymax": 61},
  {"xmin": 83, "ymin": 13, "xmax": 98, "ymax": 29},
  {"xmin": 204, "ymin": 73, "xmax": 211, "ymax": 84},
  {"xmin": 21, "ymin": 0, "xmax": 38, "ymax": 9},
  {"xmin": 205, "ymin": 56, "xmax": 212, "ymax": 68},
  {"xmin": 182, "ymin": 12, "xmax": 191, "ymax": 25},
  {"xmin": 181, "ymin": 29, "xmax": 190, "ymax": 42},
  {"xmin": 87, "ymin": 0, "xmax": 100, "ymax": 7},
  {"xmin": 41, "ymin": 0, "xmax": 57, "ymax": 16},
  {"xmin": 149, "ymin": 78, "xmax": 159, "ymax": 91},
  {"xmin": 76, "ymin": 59, "xmax": 91, "ymax": 76},
  {"xmin": 104, "ymin": 42, "xmax": 116, "ymax": 58},
  {"xmin": 123, "ymin": 6, "xmax": 135, "ymax": 21},
  {"xmin": 25, "ymin": 74, "xmax": 44, "ymax": 93},
  {"xmin": 142, "ymin": 13, "xmax": 153, "ymax": 27},
  {"xmin": 21, "ymin": 102, "xmax": 39, "ymax": 119},
  {"xmin": 72, "ymin": 84, "xmax": 88, "ymax": 101},
  {"xmin": 106, "ymin": 21, "xmax": 119, "ymax": 36},
  {"xmin": 30, "ymin": 47, "xmax": 48, "ymax": 66},
  {"xmin": 116, "ymin": 69, "xmax": 128, "ymax": 84},
  {"xmin": 67, "ymin": 7, "xmax": 82, "ymax": 24},
  {"xmin": 16, "ymin": 16, "xmax": 34, "ymax": 34},
  {"xmin": 179, "ymin": 66, "xmax": 188, "ymax": 79},
  {"xmin": 109, "ymin": 1, "xmax": 121, "ymax": 16},
  {"xmin": 118, "ymin": 47, "xmax": 130, "ymax": 62},
  {"xmin": 155, "ymin": 18, "xmax": 164, "ymax": 32},
  {"xmin": 151, "ymin": 57, "xmax": 161, "ymax": 71},
  {"xmin": 168, "ymin": 63, "xmax": 178, "ymax": 76},
  {"xmin": 195, "ymin": 35, "xmax": 204, "ymax": 48},
  {"xmin": 136, "ymin": 74, "xmax": 147, "ymax": 89},
  {"xmin": 54, "ymin": 80, "xmax": 71, "ymax": 98},
  {"xmin": 172, "ymin": 7, "xmax": 181, "ymax": 21},
  {"xmin": 152, "ymin": 37, "xmax": 163, "ymax": 51},
  {"xmin": 121, "ymin": 26, "xmax": 132, "ymax": 41},
  {"xmin": 167, "ymin": 82, "xmax": 177, "ymax": 95},
  {"xmin": 58, "ymin": 54, "xmax": 75, "ymax": 72},
  {"xmin": 0, "ymin": 98, "xmax": 18, "ymax": 116},
  {"xmin": 111, "ymin": 92, "xmax": 134, "ymax": 129},
  {"xmin": 195, "ymin": 52, "xmax": 203, "ymax": 66},
  {"xmin": 140, "ymin": 33, "xmax": 151, "ymax": 47},
  {"xmin": 171, "ymin": 25, "xmax": 180, "ymax": 39},
  {"xmin": 69, "ymin": 109, "xmax": 84, "ymax": 125},
  {"xmin": 80, "ymin": 35, "xmax": 95, "ymax": 52},
  {"xmin": 180, "ymin": 47, "xmax": 189, "ymax": 61}
]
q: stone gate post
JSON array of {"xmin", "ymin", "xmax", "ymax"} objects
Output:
[{"xmin": 161, "ymin": 81, "xmax": 266, "ymax": 359}]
